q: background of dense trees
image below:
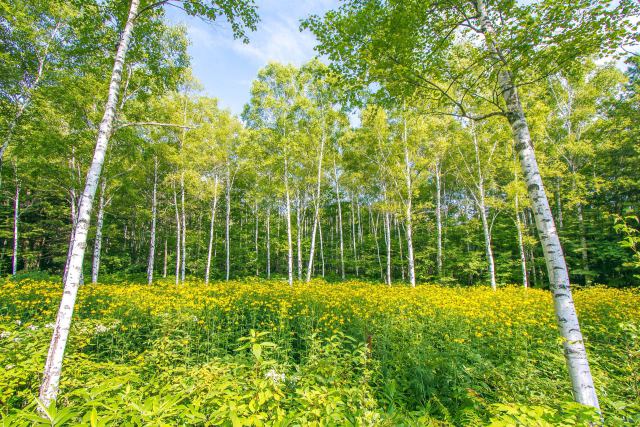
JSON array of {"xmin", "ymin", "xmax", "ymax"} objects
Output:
[{"xmin": 1, "ymin": 1, "xmax": 639, "ymax": 289}]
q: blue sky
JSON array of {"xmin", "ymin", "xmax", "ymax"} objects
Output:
[{"xmin": 165, "ymin": 0, "xmax": 339, "ymax": 116}]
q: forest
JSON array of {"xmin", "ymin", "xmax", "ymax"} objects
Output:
[{"xmin": 1, "ymin": 0, "xmax": 640, "ymax": 425}]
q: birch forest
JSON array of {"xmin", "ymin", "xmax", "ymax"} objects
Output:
[{"xmin": 1, "ymin": 0, "xmax": 640, "ymax": 425}]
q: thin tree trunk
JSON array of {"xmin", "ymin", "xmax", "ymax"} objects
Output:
[
  {"xmin": 254, "ymin": 200, "xmax": 259, "ymax": 276},
  {"xmin": 555, "ymin": 178, "xmax": 563, "ymax": 230},
  {"xmin": 306, "ymin": 130, "xmax": 325, "ymax": 281},
  {"xmin": 163, "ymin": 238, "xmax": 167, "ymax": 279},
  {"xmin": 225, "ymin": 167, "xmax": 232, "ymax": 281},
  {"xmin": 333, "ymin": 159, "xmax": 345, "ymax": 279},
  {"xmin": 147, "ymin": 158, "xmax": 158, "ymax": 285},
  {"xmin": 180, "ymin": 173, "xmax": 186, "ymax": 283},
  {"xmin": 296, "ymin": 191, "xmax": 303, "ymax": 281},
  {"xmin": 435, "ymin": 160, "xmax": 443, "ymax": 277},
  {"xmin": 39, "ymin": 0, "xmax": 140, "ymax": 407},
  {"xmin": 576, "ymin": 200, "xmax": 591, "ymax": 285},
  {"xmin": 319, "ymin": 216, "xmax": 325, "ymax": 277},
  {"xmin": 350, "ymin": 193, "xmax": 359, "ymax": 276},
  {"xmin": 12, "ymin": 174, "xmax": 20, "ymax": 276},
  {"xmin": 92, "ymin": 179, "xmax": 106, "ymax": 284},
  {"xmin": 472, "ymin": 125, "xmax": 496, "ymax": 290},
  {"xmin": 284, "ymin": 156, "xmax": 293, "ymax": 286},
  {"xmin": 396, "ymin": 215, "xmax": 405, "ymax": 281},
  {"xmin": 205, "ymin": 176, "xmax": 219, "ymax": 284},
  {"xmin": 402, "ymin": 114, "xmax": 416, "ymax": 286},
  {"xmin": 174, "ymin": 189, "xmax": 181, "ymax": 285},
  {"xmin": 476, "ymin": 0, "xmax": 598, "ymax": 407},
  {"xmin": 266, "ymin": 205, "xmax": 271, "ymax": 279},
  {"xmin": 514, "ymin": 162, "xmax": 528, "ymax": 288},
  {"xmin": 384, "ymin": 210, "xmax": 392, "ymax": 285},
  {"xmin": 372, "ymin": 207, "xmax": 383, "ymax": 281}
]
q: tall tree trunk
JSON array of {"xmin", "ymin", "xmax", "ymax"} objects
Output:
[
  {"xmin": 472, "ymin": 125, "xmax": 496, "ymax": 290},
  {"xmin": 12, "ymin": 174, "xmax": 20, "ymax": 276},
  {"xmin": 333, "ymin": 159, "xmax": 345, "ymax": 279},
  {"xmin": 174, "ymin": 189, "xmax": 181, "ymax": 285},
  {"xmin": 39, "ymin": 0, "xmax": 140, "ymax": 407},
  {"xmin": 296, "ymin": 192, "xmax": 303, "ymax": 281},
  {"xmin": 92, "ymin": 179, "xmax": 107, "ymax": 284},
  {"xmin": 225, "ymin": 166, "xmax": 232, "ymax": 281},
  {"xmin": 319, "ymin": 216, "xmax": 325, "ymax": 278},
  {"xmin": 396, "ymin": 215, "xmax": 405, "ymax": 281},
  {"xmin": 514, "ymin": 163, "xmax": 528, "ymax": 288},
  {"xmin": 435, "ymin": 159, "xmax": 443, "ymax": 277},
  {"xmin": 254, "ymin": 200, "xmax": 259, "ymax": 276},
  {"xmin": 306, "ymin": 130, "xmax": 325, "ymax": 282},
  {"xmin": 163, "ymin": 238, "xmax": 167, "ymax": 279},
  {"xmin": 402, "ymin": 115, "xmax": 416, "ymax": 286},
  {"xmin": 284, "ymin": 156, "xmax": 293, "ymax": 286},
  {"xmin": 205, "ymin": 177, "xmax": 219, "ymax": 284},
  {"xmin": 576, "ymin": 199, "xmax": 591, "ymax": 285},
  {"xmin": 350, "ymin": 193, "xmax": 359, "ymax": 276},
  {"xmin": 266, "ymin": 205, "xmax": 271, "ymax": 279},
  {"xmin": 383, "ymin": 189, "xmax": 392, "ymax": 285},
  {"xmin": 555, "ymin": 178, "xmax": 563, "ymax": 230},
  {"xmin": 371, "ymin": 206, "xmax": 383, "ymax": 281},
  {"xmin": 476, "ymin": 0, "xmax": 598, "ymax": 408},
  {"xmin": 180, "ymin": 173, "xmax": 186, "ymax": 283},
  {"xmin": 147, "ymin": 158, "xmax": 158, "ymax": 285}
]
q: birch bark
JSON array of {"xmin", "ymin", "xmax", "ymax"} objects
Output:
[
  {"xmin": 92, "ymin": 179, "xmax": 107, "ymax": 284},
  {"xmin": 205, "ymin": 176, "xmax": 219, "ymax": 284},
  {"xmin": 474, "ymin": 0, "xmax": 599, "ymax": 408},
  {"xmin": 147, "ymin": 158, "xmax": 158, "ymax": 285},
  {"xmin": 39, "ymin": 0, "xmax": 140, "ymax": 406}
]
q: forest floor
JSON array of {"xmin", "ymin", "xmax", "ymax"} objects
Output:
[{"xmin": 0, "ymin": 279, "xmax": 639, "ymax": 425}]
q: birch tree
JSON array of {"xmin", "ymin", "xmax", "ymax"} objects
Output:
[
  {"xmin": 304, "ymin": 0, "xmax": 638, "ymax": 409},
  {"xmin": 39, "ymin": 0, "xmax": 258, "ymax": 406}
]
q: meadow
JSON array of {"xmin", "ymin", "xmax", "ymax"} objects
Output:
[{"xmin": 0, "ymin": 279, "xmax": 639, "ymax": 426}]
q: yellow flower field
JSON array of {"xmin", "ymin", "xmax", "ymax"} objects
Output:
[{"xmin": 1, "ymin": 279, "xmax": 639, "ymax": 425}]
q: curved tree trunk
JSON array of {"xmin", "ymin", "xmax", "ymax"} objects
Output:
[{"xmin": 39, "ymin": 0, "xmax": 140, "ymax": 407}]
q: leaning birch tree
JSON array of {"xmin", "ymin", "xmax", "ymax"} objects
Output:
[
  {"xmin": 304, "ymin": 0, "xmax": 639, "ymax": 410},
  {"xmin": 39, "ymin": 0, "xmax": 258, "ymax": 406}
]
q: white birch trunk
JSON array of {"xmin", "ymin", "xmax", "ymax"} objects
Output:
[
  {"xmin": 12, "ymin": 177, "xmax": 20, "ymax": 276},
  {"xmin": 284, "ymin": 156, "xmax": 293, "ymax": 286},
  {"xmin": 180, "ymin": 172, "xmax": 186, "ymax": 283},
  {"xmin": 147, "ymin": 158, "xmax": 158, "ymax": 285},
  {"xmin": 39, "ymin": 0, "xmax": 140, "ymax": 407},
  {"xmin": 205, "ymin": 176, "xmax": 219, "ymax": 284},
  {"xmin": 402, "ymin": 115, "xmax": 416, "ymax": 286},
  {"xmin": 306, "ymin": 130, "xmax": 325, "ymax": 282},
  {"xmin": 435, "ymin": 160, "xmax": 443, "ymax": 277},
  {"xmin": 266, "ymin": 206, "xmax": 271, "ymax": 279},
  {"xmin": 254, "ymin": 200, "xmax": 259, "ymax": 276},
  {"xmin": 296, "ymin": 192, "xmax": 303, "ymax": 281},
  {"xmin": 174, "ymin": 189, "xmax": 181, "ymax": 286},
  {"xmin": 225, "ymin": 167, "xmax": 232, "ymax": 281},
  {"xmin": 163, "ymin": 239, "xmax": 167, "ymax": 279},
  {"xmin": 333, "ymin": 159, "xmax": 345, "ymax": 279},
  {"xmin": 91, "ymin": 180, "xmax": 106, "ymax": 284},
  {"xmin": 350, "ymin": 194, "xmax": 359, "ymax": 276},
  {"xmin": 475, "ymin": 0, "xmax": 599, "ymax": 408},
  {"xmin": 472, "ymin": 126, "xmax": 496, "ymax": 290},
  {"xmin": 318, "ymin": 216, "xmax": 325, "ymax": 277}
]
